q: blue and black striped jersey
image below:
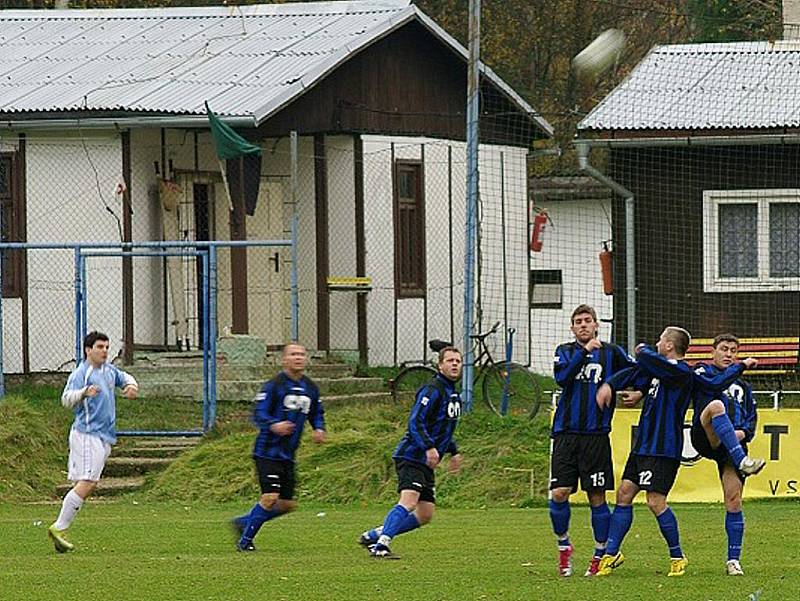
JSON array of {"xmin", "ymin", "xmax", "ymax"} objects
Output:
[
  {"xmin": 552, "ymin": 341, "xmax": 635, "ymax": 436},
  {"xmin": 252, "ymin": 372, "xmax": 324, "ymax": 463},
  {"xmin": 393, "ymin": 373, "xmax": 461, "ymax": 465},
  {"xmin": 607, "ymin": 346, "xmax": 694, "ymax": 460},
  {"xmin": 692, "ymin": 362, "xmax": 757, "ymax": 443}
]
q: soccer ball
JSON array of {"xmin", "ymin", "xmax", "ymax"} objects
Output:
[{"xmin": 572, "ymin": 29, "xmax": 626, "ymax": 79}]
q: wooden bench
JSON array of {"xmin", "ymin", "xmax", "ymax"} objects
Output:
[{"xmin": 685, "ymin": 337, "xmax": 800, "ymax": 376}]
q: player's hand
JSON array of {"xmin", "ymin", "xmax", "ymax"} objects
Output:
[
  {"xmin": 122, "ymin": 384, "xmax": 138, "ymax": 399},
  {"xmin": 448, "ymin": 453, "xmax": 463, "ymax": 474},
  {"xmin": 270, "ymin": 421, "xmax": 295, "ymax": 436},
  {"xmin": 425, "ymin": 447, "xmax": 440, "ymax": 469},
  {"xmin": 619, "ymin": 390, "xmax": 642, "ymax": 407},
  {"xmin": 584, "ymin": 337, "xmax": 602, "ymax": 352},
  {"xmin": 735, "ymin": 430, "xmax": 746, "ymax": 442},
  {"xmin": 742, "ymin": 357, "xmax": 758, "ymax": 369},
  {"xmin": 84, "ymin": 385, "xmax": 99, "ymax": 398},
  {"xmin": 312, "ymin": 428, "xmax": 326, "ymax": 444},
  {"xmin": 596, "ymin": 383, "xmax": 612, "ymax": 409}
]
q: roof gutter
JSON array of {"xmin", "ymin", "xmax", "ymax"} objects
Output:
[
  {"xmin": 575, "ymin": 132, "xmax": 800, "ymax": 148},
  {"xmin": 576, "ymin": 141, "xmax": 636, "ymax": 352},
  {"xmin": 0, "ymin": 115, "xmax": 257, "ymax": 131}
]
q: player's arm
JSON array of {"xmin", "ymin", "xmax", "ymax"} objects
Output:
[
  {"xmin": 597, "ymin": 366, "xmax": 638, "ymax": 407},
  {"xmin": 635, "ymin": 345, "xmax": 693, "ymax": 387},
  {"xmin": 408, "ymin": 385, "xmax": 438, "ymax": 462},
  {"xmin": 693, "ymin": 362, "xmax": 746, "ymax": 393},
  {"xmin": 252, "ymin": 382, "xmax": 284, "ymax": 431},
  {"xmin": 447, "ymin": 440, "xmax": 463, "ymax": 474},
  {"xmin": 308, "ymin": 387, "xmax": 326, "ymax": 443},
  {"xmin": 115, "ymin": 368, "xmax": 139, "ymax": 399},
  {"xmin": 61, "ymin": 369, "xmax": 90, "ymax": 408},
  {"xmin": 613, "ymin": 344, "xmax": 637, "ymax": 372},
  {"xmin": 553, "ymin": 344, "xmax": 589, "ymax": 387}
]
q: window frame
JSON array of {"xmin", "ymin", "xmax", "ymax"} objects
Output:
[
  {"xmin": 529, "ymin": 269, "xmax": 563, "ymax": 309},
  {"xmin": 703, "ymin": 188, "xmax": 800, "ymax": 293},
  {"xmin": 393, "ymin": 159, "xmax": 426, "ymax": 299},
  {"xmin": 0, "ymin": 151, "xmax": 23, "ymax": 298}
]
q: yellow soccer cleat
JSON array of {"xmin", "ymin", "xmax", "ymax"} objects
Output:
[
  {"xmin": 667, "ymin": 555, "xmax": 688, "ymax": 577},
  {"xmin": 596, "ymin": 552, "xmax": 624, "ymax": 576},
  {"xmin": 47, "ymin": 524, "xmax": 75, "ymax": 553}
]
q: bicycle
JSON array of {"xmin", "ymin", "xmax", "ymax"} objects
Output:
[{"xmin": 389, "ymin": 321, "xmax": 543, "ymax": 419}]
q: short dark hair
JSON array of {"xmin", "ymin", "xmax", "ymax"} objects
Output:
[
  {"xmin": 83, "ymin": 331, "xmax": 109, "ymax": 356},
  {"xmin": 571, "ymin": 304, "xmax": 597, "ymax": 324},
  {"xmin": 664, "ymin": 326, "xmax": 691, "ymax": 357},
  {"xmin": 713, "ymin": 333, "xmax": 739, "ymax": 349},
  {"xmin": 438, "ymin": 346, "xmax": 462, "ymax": 364},
  {"xmin": 282, "ymin": 341, "xmax": 305, "ymax": 356}
]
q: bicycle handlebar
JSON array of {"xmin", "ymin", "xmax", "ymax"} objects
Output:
[{"xmin": 469, "ymin": 320, "xmax": 502, "ymax": 340}]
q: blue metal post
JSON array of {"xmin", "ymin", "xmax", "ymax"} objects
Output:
[
  {"xmin": 80, "ymin": 254, "xmax": 88, "ymax": 340},
  {"xmin": 0, "ymin": 238, "xmax": 4, "ymax": 400},
  {"xmin": 201, "ymin": 251, "xmax": 210, "ymax": 432},
  {"xmin": 74, "ymin": 247, "xmax": 83, "ymax": 366},
  {"xmin": 462, "ymin": 0, "xmax": 481, "ymax": 412},
  {"xmin": 207, "ymin": 245, "xmax": 218, "ymax": 431},
  {"xmin": 291, "ymin": 213, "xmax": 299, "ymax": 341}
]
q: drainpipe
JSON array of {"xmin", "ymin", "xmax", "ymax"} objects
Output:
[{"xmin": 576, "ymin": 142, "xmax": 636, "ymax": 352}]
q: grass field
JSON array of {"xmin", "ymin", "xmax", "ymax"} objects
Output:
[{"xmin": 2, "ymin": 500, "xmax": 798, "ymax": 601}]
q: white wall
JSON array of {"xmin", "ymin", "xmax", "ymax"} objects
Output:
[
  {"xmin": 326, "ymin": 136, "xmax": 358, "ymax": 353},
  {"xmin": 362, "ymin": 135, "xmax": 529, "ymax": 368},
  {"xmin": 529, "ymin": 198, "xmax": 613, "ymax": 374}
]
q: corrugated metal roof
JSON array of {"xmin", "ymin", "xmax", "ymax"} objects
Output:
[
  {"xmin": 579, "ymin": 41, "xmax": 800, "ymax": 132},
  {"xmin": 0, "ymin": 1, "xmax": 552, "ymax": 136}
]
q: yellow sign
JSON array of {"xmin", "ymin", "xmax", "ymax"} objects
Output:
[{"xmin": 609, "ymin": 409, "xmax": 800, "ymax": 502}]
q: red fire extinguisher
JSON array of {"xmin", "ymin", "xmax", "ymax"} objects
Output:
[
  {"xmin": 530, "ymin": 208, "xmax": 549, "ymax": 252},
  {"xmin": 599, "ymin": 241, "xmax": 613, "ymax": 295}
]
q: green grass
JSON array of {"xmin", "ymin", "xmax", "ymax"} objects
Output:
[{"xmin": 2, "ymin": 500, "xmax": 798, "ymax": 600}]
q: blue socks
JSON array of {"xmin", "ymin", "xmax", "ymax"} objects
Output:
[
  {"xmin": 590, "ymin": 503, "xmax": 611, "ymax": 558},
  {"xmin": 549, "ymin": 499, "xmax": 571, "ymax": 542},
  {"xmin": 711, "ymin": 414, "xmax": 746, "ymax": 467},
  {"xmin": 726, "ymin": 511, "xmax": 744, "ymax": 561},
  {"xmin": 656, "ymin": 507, "xmax": 683, "ymax": 559},
  {"xmin": 605, "ymin": 504, "xmax": 633, "ymax": 555},
  {"xmin": 239, "ymin": 503, "xmax": 282, "ymax": 543},
  {"xmin": 380, "ymin": 504, "xmax": 410, "ymax": 540}
]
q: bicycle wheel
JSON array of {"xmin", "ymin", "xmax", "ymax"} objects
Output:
[
  {"xmin": 481, "ymin": 362, "xmax": 543, "ymax": 419},
  {"xmin": 391, "ymin": 365, "xmax": 437, "ymax": 406}
]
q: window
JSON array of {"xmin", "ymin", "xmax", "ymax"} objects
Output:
[
  {"xmin": 530, "ymin": 269, "xmax": 562, "ymax": 309},
  {"xmin": 0, "ymin": 153, "xmax": 23, "ymax": 298},
  {"xmin": 704, "ymin": 189, "xmax": 800, "ymax": 292},
  {"xmin": 394, "ymin": 160, "xmax": 425, "ymax": 298}
]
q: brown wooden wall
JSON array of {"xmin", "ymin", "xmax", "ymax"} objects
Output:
[
  {"xmin": 256, "ymin": 21, "xmax": 543, "ymax": 147},
  {"xmin": 608, "ymin": 145, "xmax": 800, "ymax": 345}
]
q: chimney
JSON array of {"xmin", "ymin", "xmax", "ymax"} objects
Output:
[{"xmin": 785, "ymin": 0, "xmax": 800, "ymax": 39}]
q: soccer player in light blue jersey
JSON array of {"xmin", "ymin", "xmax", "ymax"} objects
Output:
[
  {"xmin": 48, "ymin": 331, "xmax": 138, "ymax": 553},
  {"xmin": 230, "ymin": 342, "xmax": 325, "ymax": 551}
]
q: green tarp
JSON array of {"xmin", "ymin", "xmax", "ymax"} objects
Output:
[{"xmin": 205, "ymin": 102, "xmax": 261, "ymax": 160}]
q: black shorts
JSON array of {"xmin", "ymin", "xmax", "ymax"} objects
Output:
[
  {"xmin": 395, "ymin": 459, "xmax": 436, "ymax": 504},
  {"xmin": 549, "ymin": 433, "xmax": 614, "ymax": 492},
  {"xmin": 254, "ymin": 457, "xmax": 296, "ymax": 500},
  {"xmin": 690, "ymin": 422, "xmax": 747, "ymax": 483},
  {"xmin": 621, "ymin": 454, "xmax": 680, "ymax": 495}
]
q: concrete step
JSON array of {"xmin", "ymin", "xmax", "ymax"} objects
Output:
[
  {"xmin": 324, "ymin": 391, "xmax": 394, "ymax": 404},
  {"xmin": 126, "ymin": 363, "xmax": 353, "ymax": 383},
  {"xmin": 103, "ymin": 457, "xmax": 174, "ymax": 477},
  {"xmin": 56, "ymin": 476, "xmax": 145, "ymax": 498},
  {"xmin": 113, "ymin": 445, "xmax": 195, "ymax": 458},
  {"xmin": 116, "ymin": 436, "xmax": 200, "ymax": 448},
  {"xmin": 139, "ymin": 376, "xmax": 388, "ymax": 401}
]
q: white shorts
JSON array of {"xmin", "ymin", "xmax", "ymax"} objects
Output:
[{"xmin": 68, "ymin": 428, "xmax": 111, "ymax": 482}]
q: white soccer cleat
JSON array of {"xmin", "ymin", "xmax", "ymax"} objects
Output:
[
  {"xmin": 726, "ymin": 559, "xmax": 744, "ymax": 576},
  {"xmin": 738, "ymin": 457, "xmax": 766, "ymax": 477}
]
